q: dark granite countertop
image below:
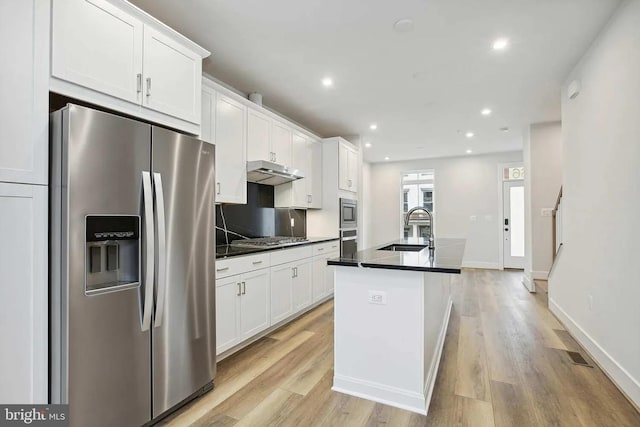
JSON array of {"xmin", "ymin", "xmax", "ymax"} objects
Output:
[
  {"xmin": 327, "ymin": 237, "xmax": 465, "ymax": 274},
  {"xmin": 216, "ymin": 237, "xmax": 339, "ymax": 259}
]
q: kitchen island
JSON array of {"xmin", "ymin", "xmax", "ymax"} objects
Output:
[{"xmin": 327, "ymin": 238, "xmax": 465, "ymax": 415}]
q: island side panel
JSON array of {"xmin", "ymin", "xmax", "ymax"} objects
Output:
[
  {"xmin": 333, "ymin": 266, "xmax": 428, "ymax": 413},
  {"xmin": 422, "ymin": 272, "xmax": 453, "ymax": 407}
]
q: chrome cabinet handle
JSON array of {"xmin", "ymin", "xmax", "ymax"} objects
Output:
[
  {"xmin": 146, "ymin": 77, "xmax": 151, "ymax": 97},
  {"xmin": 242, "ymin": 281, "xmax": 246, "ymax": 295},
  {"xmin": 141, "ymin": 171, "xmax": 154, "ymax": 331},
  {"xmin": 237, "ymin": 283, "xmax": 242, "ymax": 296},
  {"xmin": 252, "ymin": 260, "xmax": 263, "ymax": 265},
  {"xmin": 317, "ymin": 248, "xmax": 324, "ymax": 251},
  {"xmin": 273, "ymin": 152, "xmax": 277, "ymax": 162},
  {"xmin": 136, "ymin": 73, "xmax": 142, "ymax": 94},
  {"xmin": 216, "ymin": 266, "xmax": 229, "ymax": 272},
  {"xmin": 217, "ymin": 182, "xmax": 221, "ymax": 195},
  {"xmin": 291, "ymin": 267, "xmax": 295, "ymax": 278},
  {"xmin": 153, "ymin": 173, "xmax": 167, "ymax": 328}
]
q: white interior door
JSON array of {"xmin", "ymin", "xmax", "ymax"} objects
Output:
[{"xmin": 503, "ymin": 180, "xmax": 525, "ymax": 269}]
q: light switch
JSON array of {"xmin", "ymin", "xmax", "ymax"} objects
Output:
[
  {"xmin": 469, "ymin": 215, "xmax": 477, "ymax": 222},
  {"xmin": 541, "ymin": 208, "xmax": 554, "ymax": 217}
]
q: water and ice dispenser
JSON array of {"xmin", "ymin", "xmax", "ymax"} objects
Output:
[{"xmin": 85, "ymin": 215, "xmax": 140, "ymax": 294}]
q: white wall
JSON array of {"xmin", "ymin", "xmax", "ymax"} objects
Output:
[
  {"xmin": 530, "ymin": 122, "xmax": 562, "ymax": 278},
  {"xmin": 549, "ymin": 0, "xmax": 640, "ymax": 407},
  {"xmin": 369, "ymin": 151, "xmax": 523, "ymax": 269}
]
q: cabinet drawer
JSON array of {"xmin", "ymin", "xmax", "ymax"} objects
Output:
[
  {"xmin": 215, "ymin": 253, "xmax": 270, "ymax": 279},
  {"xmin": 270, "ymin": 246, "xmax": 313, "ymax": 266},
  {"xmin": 312, "ymin": 241, "xmax": 339, "ymax": 256}
]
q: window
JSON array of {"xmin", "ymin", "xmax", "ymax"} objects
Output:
[
  {"xmin": 403, "ymin": 190, "xmax": 409, "ymax": 213},
  {"xmin": 401, "ymin": 170, "xmax": 435, "ymax": 239}
]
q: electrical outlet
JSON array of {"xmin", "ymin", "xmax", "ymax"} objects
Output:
[
  {"xmin": 541, "ymin": 208, "xmax": 554, "ymax": 217},
  {"xmin": 469, "ymin": 215, "xmax": 477, "ymax": 222},
  {"xmin": 368, "ymin": 290, "xmax": 387, "ymax": 305}
]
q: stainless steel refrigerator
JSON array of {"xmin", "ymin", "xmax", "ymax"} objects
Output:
[{"xmin": 50, "ymin": 104, "xmax": 216, "ymax": 426}]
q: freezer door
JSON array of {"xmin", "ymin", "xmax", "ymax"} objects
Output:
[
  {"xmin": 51, "ymin": 105, "xmax": 152, "ymax": 427},
  {"xmin": 151, "ymin": 126, "xmax": 216, "ymax": 417}
]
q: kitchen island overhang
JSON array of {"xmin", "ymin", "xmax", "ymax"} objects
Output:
[{"xmin": 328, "ymin": 238, "xmax": 465, "ymax": 415}]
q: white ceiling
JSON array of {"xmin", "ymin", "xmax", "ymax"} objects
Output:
[{"xmin": 130, "ymin": 0, "xmax": 620, "ymax": 162}]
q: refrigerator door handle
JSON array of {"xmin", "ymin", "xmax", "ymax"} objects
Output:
[
  {"xmin": 153, "ymin": 172, "xmax": 168, "ymax": 328},
  {"xmin": 141, "ymin": 171, "xmax": 155, "ymax": 331}
]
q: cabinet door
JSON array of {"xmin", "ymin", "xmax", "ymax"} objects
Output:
[
  {"xmin": 325, "ymin": 251, "xmax": 340, "ymax": 296},
  {"xmin": 312, "ymin": 256, "xmax": 327, "ymax": 302},
  {"xmin": 51, "ymin": 0, "xmax": 143, "ymax": 105},
  {"xmin": 291, "ymin": 132, "xmax": 310, "ymax": 207},
  {"xmin": 338, "ymin": 143, "xmax": 350, "ymax": 191},
  {"xmin": 0, "ymin": 0, "xmax": 49, "ymax": 185},
  {"xmin": 247, "ymin": 109, "xmax": 271, "ymax": 162},
  {"xmin": 348, "ymin": 149, "xmax": 359, "ymax": 191},
  {"xmin": 239, "ymin": 269, "xmax": 270, "ymax": 339},
  {"xmin": 215, "ymin": 276, "xmax": 241, "ymax": 354},
  {"xmin": 200, "ymin": 86, "xmax": 214, "ymax": 143},
  {"xmin": 271, "ymin": 121, "xmax": 292, "ymax": 166},
  {"xmin": 215, "ymin": 94, "xmax": 247, "ymax": 204},
  {"xmin": 270, "ymin": 264, "xmax": 294, "ymax": 324},
  {"xmin": 292, "ymin": 259, "xmax": 312, "ymax": 312},
  {"xmin": 142, "ymin": 25, "xmax": 202, "ymax": 124},
  {"xmin": 0, "ymin": 183, "xmax": 47, "ymax": 403},
  {"xmin": 308, "ymin": 141, "xmax": 323, "ymax": 209}
]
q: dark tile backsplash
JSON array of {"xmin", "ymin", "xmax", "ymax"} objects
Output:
[{"xmin": 216, "ymin": 183, "xmax": 306, "ymax": 245}]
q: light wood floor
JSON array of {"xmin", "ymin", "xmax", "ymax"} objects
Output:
[{"xmin": 160, "ymin": 269, "xmax": 640, "ymax": 426}]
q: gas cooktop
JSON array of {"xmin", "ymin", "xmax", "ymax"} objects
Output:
[{"xmin": 230, "ymin": 236, "xmax": 308, "ymax": 248}]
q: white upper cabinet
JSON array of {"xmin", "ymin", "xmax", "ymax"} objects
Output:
[
  {"xmin": 291, "ymin": 132, "xmax": 311, "ymax": 207},
  {"xmin": 51, "ymin": 0, "xmax": 143, "ymax": 104},
  {"xmin": 214, "ymin": 93, "xmax": 247, "ymax": 204},
  {"xmin": 338, "ymin": 141, "xmax": 358, "ymax": 193},
  {"xmin": 270, "ymin": 121, "xmax": 293, "ymax": 166},
  {"xmin": 0, "ymin": 0, "xmax": 49, "ymax": 185},
  {"xmin": 274, "ymin": 134, "xmax": 322, "ymax": 209},
  {"xmin": 309, "ymin": 141, "xmax": 323, "ymax": 208},
  {"xmin": 247, "ymin": 109, "xmax": 271, "ymax": 161},
  {"xmin": 142, "ymin": 26, "xmax": 202, "ymax": 124},
  {"xmin": 50, "ymin": 0, "xmax": 209, "ymax": 135}
]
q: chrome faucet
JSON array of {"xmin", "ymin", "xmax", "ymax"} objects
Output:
[{"xmin": 405, "ymin": 206, "xmax": 435, "ymax": 249}]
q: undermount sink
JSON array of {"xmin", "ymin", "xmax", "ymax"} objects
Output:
[{"xmin": 379, "ymin": 244, "xmax": 428, "ymax": 252}]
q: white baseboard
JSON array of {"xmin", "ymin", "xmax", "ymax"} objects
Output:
[
  {"xmin": 461, "ymin": 261, "xmax": 501, "ymax": 270},
  {"xmin": 521, "ymin": 274, "xmax": 535, "ymax": 292},
  {"xmin": 532, "ymin": 270, "xmax": 549, "ymax": 280},
  {"xmin": 549, "ymin": 298, "xmax": 640, "ymax": 409},
  {"xmin": 332, "ymin": 376, "xmax": 427, "ymax": 415}
]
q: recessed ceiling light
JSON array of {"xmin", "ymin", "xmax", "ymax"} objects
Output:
[
  {"xmin": 481, "ymin": 108, "xmax": 492, "ymax": 116},
  {"xmin": 500, "ymin": 126, "xmax": 510, "ymax": 132},
  {"xmin": 365, "ymin": 142, "xmax": 372, "ymax": 148},
  {"xmin": 492, "ymin": 38, "xmax": 509, "ymax": 51},
  {"xmin": 321, "ymin": 77, "xmax": 333, "ymax": 87},
  {"xmin": 384, "ymin": 156, "xmax": 390, "ymax": 161},
  {"xmin": 393, "ymin": 18, "xmax": 414, "ymax": 33},
  {"xmin": 465, "ymin": 131, "xmax": 475, "ymax": 138},
  {"xmin": 370, "ymin": 124, "xmax": 378, "ymax": 130},
  {"xmin": 466, "ymin": 149, "xmax": 473, "ymax": 154}
]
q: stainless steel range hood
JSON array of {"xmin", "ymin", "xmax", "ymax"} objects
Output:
[{"xmin": 246, "ymin": 160, "xmax": 304, "ymax": 186}]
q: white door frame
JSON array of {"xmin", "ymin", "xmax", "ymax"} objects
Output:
[{"xmin": 497, "ymin": 162, "xmax": 524, "ymax": 269}]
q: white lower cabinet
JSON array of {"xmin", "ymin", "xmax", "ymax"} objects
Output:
[
  {"xmin": 270, "ymin": 263, "xmax": 294, "ymax": 324},
  {"xmin": 312, "ymin": 251, "xmax": 339, "ymax": 302},
  {"xmin": 215, "ymin": 268, "xmax": 270, "ymax": 355},
  {"xmin": 292, "ymin": 259, "xmax": 312, "ymax": 312},
  {"xmin": 216, "ymin": 241, "xmax": 338, "ymax": 356},
  {"xmin": 0, "ymin": 183, "xmax": 48, "ymax": 403}
]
